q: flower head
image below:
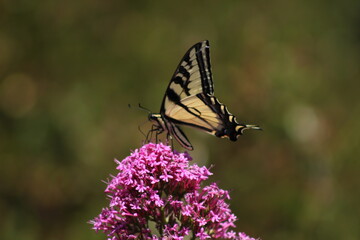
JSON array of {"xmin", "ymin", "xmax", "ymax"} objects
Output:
[{"xmin": 90, "ymin": 143, "xmax": 258, "ymax": 240}]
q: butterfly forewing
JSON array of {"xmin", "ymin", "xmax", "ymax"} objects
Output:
[{"xmin": 161, "ymin": 41, "xmax": 214, "ymax": 112}]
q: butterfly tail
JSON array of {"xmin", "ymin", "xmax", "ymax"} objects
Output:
[{"xmin": 237, "ymin": 124, "xmax": 262, "ymax": 135}]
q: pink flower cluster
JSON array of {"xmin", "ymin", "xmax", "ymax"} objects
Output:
[{"xmin": 90, "ymin": 143, "xmax": 257, "ymax": 240}]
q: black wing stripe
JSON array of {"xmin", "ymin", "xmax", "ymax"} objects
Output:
[
  {"xmin": 204, "ymin": 41, "xmax": 213, "ymax": 94},
  {"xmin": 172, "ymin": 117, "xmax": 221, "ymax": 129},
  {"xmin": 174, "ymin": 66, "xmax": 191, "ymax": 95},
  {"xmin": 167, "ymin": 117, "xmax": 213, "ymax": 132},
  {"xmin": 195, "ymin": 42, "xmax": 213, "ymax": 95},
  {"xmin": 166, "ymin": 88, "xmax": 181, "ymax": 103}
]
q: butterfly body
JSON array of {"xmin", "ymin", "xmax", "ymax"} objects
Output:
[{"xmin": 149, "ymin": 40, "xmax": 260, "ymax": 150}]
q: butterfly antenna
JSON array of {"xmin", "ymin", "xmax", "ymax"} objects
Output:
[
  {"xmin": 138, "ymin": 124, "xmax": 146, "ymax": 138},
  {"xmin": 138, "ymin": 103, "xmax": 152, "ymax": 113},
  {"xmin": 128, "ymin": 103, "xmax": 152, "ymax": 113}
]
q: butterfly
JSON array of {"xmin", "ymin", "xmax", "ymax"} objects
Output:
[{"xmin": 148, "ymin": 40, "xmax": 261, "ymax": 150}]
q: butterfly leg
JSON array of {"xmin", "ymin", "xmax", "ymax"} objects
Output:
[
  {"xmin": 171, "ymin": 136, "xmax": 174, "ymax": 150},
  {"xmin": 164, "ymin": 132, "xmax": 173, "ymax": 149},
  {"xmin": 146, "ymin": 124, "xmax": 156, "ymax": 143},
  {"xmin": 155, "ymin": 126, "xmax": 164, "ymax": 144},
  {"xmin": 155, "ymin": 129, "xmax": 159, "ymax": 143},
  {"xmin": 138, "ymin": 125, "xmax": 146, "ymax": 139},
  {"xmin": 145, "ymin": 125, "xmax": 154, "ymax": 143},
  {"xmin": 146, "ymin": 124, "xmax": 163, "ymax": 144}
]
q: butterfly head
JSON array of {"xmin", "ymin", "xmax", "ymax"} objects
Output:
[
  {"xmin": 148, "ymin": 113, "xmax": 161, "ymax": 122},
  {"xmin": 148, "ymin": 113, "xmax": 166, "ymax": 129}
]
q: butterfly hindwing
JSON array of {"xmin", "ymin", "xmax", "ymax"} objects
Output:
[{"xmin": 164, "ymin": 93, "xmax": 243, "ymax": 141}]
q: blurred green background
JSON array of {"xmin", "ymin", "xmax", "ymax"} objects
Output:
[{"xmin": 1, "ymin": 0, "xmax": 360, "ymax": 239}]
